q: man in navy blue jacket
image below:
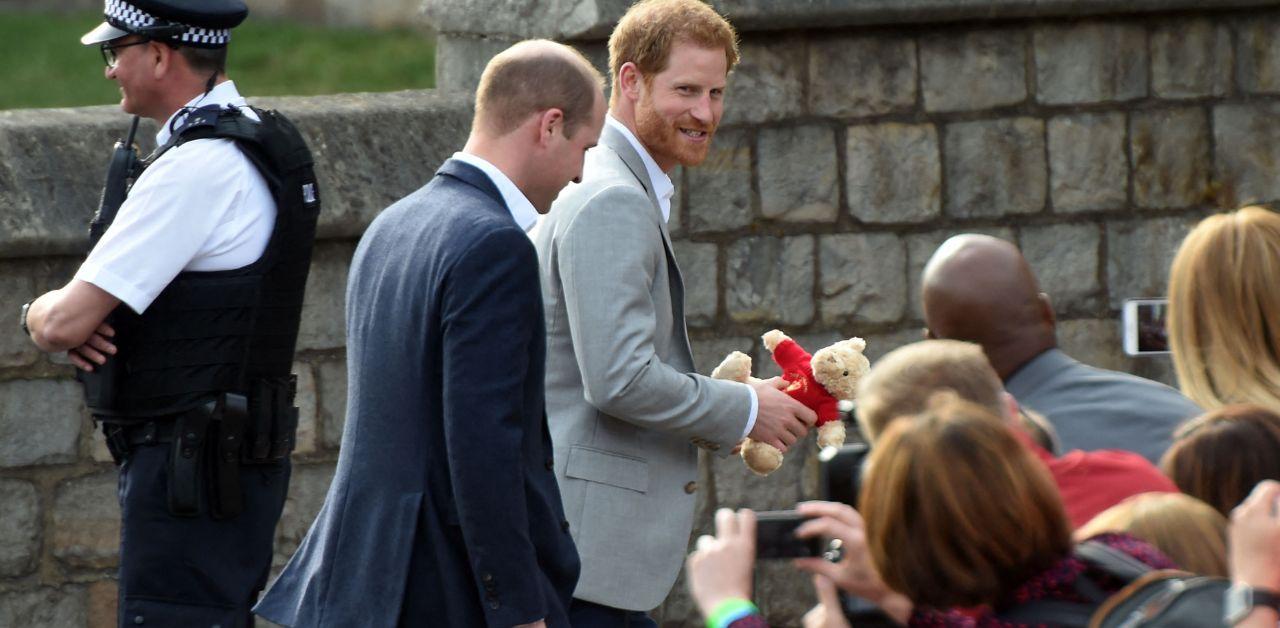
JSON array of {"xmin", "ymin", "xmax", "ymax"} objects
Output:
[{"xmin": 254, "ymin": 40, "xmax": 606, "ymax": 628}]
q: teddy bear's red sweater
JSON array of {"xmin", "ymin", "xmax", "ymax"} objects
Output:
[{"xmin": 770, "ymin": 338, "xmax": 840, "ymax": 426}]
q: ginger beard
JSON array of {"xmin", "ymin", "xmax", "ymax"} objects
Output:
[{"xmin": 634, "ymin": 86, "xmax": 716, "ymax": 168}]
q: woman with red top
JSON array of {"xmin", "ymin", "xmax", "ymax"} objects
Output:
[{"xmin": 686, "ymin": 393, "xmax": 1176, "ymax": 628}]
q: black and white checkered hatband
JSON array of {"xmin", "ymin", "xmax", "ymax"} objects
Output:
[{"xmin": 104, "ymin": 0, "xmax": 231, "ymax": 47}]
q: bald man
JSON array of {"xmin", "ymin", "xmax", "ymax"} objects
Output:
[
  {"xmin": 921, "ymin": 234, "xmax": 1200, "ymax": 464},
  {"xmin": 255, "ymin": 40, "xmax": 606, "ymax": 628}
]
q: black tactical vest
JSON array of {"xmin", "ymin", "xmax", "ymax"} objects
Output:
[{"xmin": 83, "ymin": 105, "xmax": 320, "ymax": 419}]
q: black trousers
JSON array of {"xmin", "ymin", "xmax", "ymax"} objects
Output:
[{"xmin": 115, "ymin": 439, "xmax": 290, "ymax": 628}]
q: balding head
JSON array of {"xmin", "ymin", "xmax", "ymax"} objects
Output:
[
  {"xmin": 473, "ymin": 39, "xmax": 604, "ymax": 139},
  {"xmin": 921, "ymin": 234, "xmax": 1056, "ymax": 379}
]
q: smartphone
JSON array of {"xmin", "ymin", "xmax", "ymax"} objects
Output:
[
  {"xmin": 755, "ymin": 510, "xmax": 823, "ymax": 559},
  {"xmin": 1122, "ymin": 298, "xmax": 1170, "ymax": 356},
  {"xmin": 819, "ymin": 442, "xmax": 871, "ymax": 508}
]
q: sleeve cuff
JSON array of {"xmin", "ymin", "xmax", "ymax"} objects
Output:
[
  {"xmin": 74, "ymin": 262, "xmax": 149, "ymax": 314},
  {"xmin": 741, "ymin": 382, "xmax": 758, "ymax": 440}
]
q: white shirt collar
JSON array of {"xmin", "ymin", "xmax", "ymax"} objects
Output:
[
  {"xmin": 156, "ymin": 80, "xmax": 251, "ymax": 146},
  {"xmin": 450, "ymin": 152, "xmax": 540, "ymax": 232},
  {"xmin": 606, "ymin": 114, "xmax": 675, "ymax": 223}
]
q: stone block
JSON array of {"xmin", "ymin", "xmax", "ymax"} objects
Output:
[
  {"xmin": 808, "ymin": 34, "xmax": 917, "ymax": 118},
  {"xmin": 712, "ymin": 436, "xmax": 816, "ymax": 511},
  {"xmin": 1131, "ymin": 108, "xmax": 1212, "ymax": 209},
  {"xmin": 862, "ymin": 327, "xmax": 931, "ymax": 364},
  {"xmin": 52, "ymin": 471, "xmax": 120, "ymax": 570},
  {"xmin": 0, "ymin": 264, "xmax": 38, "ymax": 367},
  {"xmin": 1020, "ymin": 224, "xmax": 1102, "ymax": 312},
  {"xmin": 1151, "ymin": 18, "xmax": 1232, "ymax": 98},
  {"xmin": 1214, "ymin": 103, "xmax": 1280, "ymax": 207},
  {"xmin": 1034, "ymin": 22, "xmax": 1148, "ymax": 104},
  {"xmin": 0, "ymin": 586, "xmax": 87, "ymax": 628},
  {"xmin": 687, "ymin": 129, "xmax": 754, "ymax": 234},
  {"xmin": 846, "ymin": 122, "xmax": 942, "ymax": 224},
  {"xmin": 920, "ymin": 28, "xmax": 1027, "ymax": 112},
  {"xmin": 0, "ymin": 378, "xmax": 84, "ymax": 468},
  {"xmin": 1048, "ymin": 112, "xmax": 1128, "ymax": 213},
  {"xmin": 725, "ymin": 236, "xmax": 815, "ymax": 326},
  {"xmin": 758, "ymin": 125, "xmax": 839, "ymax": 223},
  {"xmin": 293, "ymin": 361, "xmax": 318, "ymax": 457},
  {"xmin": 819, "ymin": 233, "xmax": 907, "ymax": 324},
  {"xmin": 0, "ymin": 479, "xmax": 39, "ymax": 577},
  {"xmin": 274, "ymin": 462, "xmax": 337, "ymax": 565},
  {"xmin": 944, "ymin": 118, "xmax": 1046, "ymax": 218},
  {"xmin": 433, "ymin": 33, "xmax": 519, "ymax": 92},
  {"xmin": 691, "ymin": 337, "xmax": 754, "ymax": 379},
  {"xmin": 1106, "ymin": 217, "xmax": 1198, "ymax": 308},
  {"xmin": 905, "ymin": 227, "xmax": 1016, "ymax": 321},
  {"xmin": 86, "ymin": 580, "xmax": 118, "ymax": 628},
  {"xmin": 672, "ymin": 241, "xmax": 719, "ymax": 327},
  {"xmin": 754, "ymin": 560, "xmax": 819, "ymax": 626},
  {"xmin": 297, "ymin": 242, "xmax": 354, "ymax": 352},
  {"xmin": 317, "ymin": 360, "xmax": 349, "ymax": 450},
  {"xmin": 1057, "ymin": 319, "xmax": 1128, "ymax": 373},
  {"xmin": 1238, "ymin": 16, "xmax": 1280, "ymax": 94},
  {"xmin": 724, "ymin": 39, "xmax": 805, "ymax": 126}
]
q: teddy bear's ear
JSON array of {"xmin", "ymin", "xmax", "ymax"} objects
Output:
[{"xmin": 844, "ymin": 337, "xmax": 867, "ymax": 352}]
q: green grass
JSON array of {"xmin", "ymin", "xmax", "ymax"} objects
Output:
[{"xmin": 0, "ymin": 11, "xmax": 435, "ymax": 110}]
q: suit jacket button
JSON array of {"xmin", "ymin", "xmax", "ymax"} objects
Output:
[
  {"xmin": 545, "ymin": 458, "xmax": 554, "ymax": 470},
  {"xmin": 481, "ymin": 573, "xmax": 493, "ymax": 583},
  {"xmin": 561, "ymin": 519, "xmax": 570, "ymax": 532},
  {"xmin": 489, "ymin": 600, "xmax": 500, "ymax": 610},
  {"xmin": 684, "ymin": 481, "xmax": 697, "ymax": 494}
]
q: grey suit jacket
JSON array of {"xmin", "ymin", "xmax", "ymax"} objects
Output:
[
  {"xmin": 1006, "ymin": 348, "xmax": 1202, "ymax": 464},
  {"xmin": 533, "ymin": 124, "xmax": 752, "ymax": 611}
]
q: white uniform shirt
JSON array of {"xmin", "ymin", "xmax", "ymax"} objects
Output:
[
  {"xmin": 75, "ymin": 80, "xmax": 274, "ymax": 314},
  {"xmin": 603, "ymin": 115, "xmax": 758, "ymax": 437},
  {"xmin": 450, "ymin": 151, "xmax": 540, "ymax": 232}
]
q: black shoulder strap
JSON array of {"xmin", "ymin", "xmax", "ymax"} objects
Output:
[
  {"xmin": 1075, "ymin": 540, "xmax": 1155, "ymax": 582},
  {"xmin": 995, "ymin": 541, "xmax": 1154, "ymax": 627}
]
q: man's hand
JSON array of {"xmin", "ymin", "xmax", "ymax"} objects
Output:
[
  {"xmin": 66, "ymin": 322, "xmax": 117, "ymax": 372},
  {"xmin": 748, "ymin": 377, "xmax": 816, "ymax": 452},
  {"xmin": 687, "ymin": 508, "xmax": 757, "ymax": 619}
]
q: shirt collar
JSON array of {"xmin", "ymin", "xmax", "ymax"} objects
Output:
[
  {"xmin": 605, "ymin": 114, "xmax": 675, "ymax": 223},
  {"xmin": 450, "ymin": 152, "xmax": 540, "ymax": 232},
  {"xmin": 156, "ymin": 80, "xmax": 248, "ymax": 146}
]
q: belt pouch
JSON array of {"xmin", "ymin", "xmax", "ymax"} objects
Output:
[
  {"xmin": 269, "ymin": 376, "xmax": 298, "ymax": 460},
  {"xmin": 247, "ymin": 379, "xmax": 273, "ymax": 461},
  {"xmin": 210, "ymin": 393, "xmax": 247, "ymax": 520},
  {"xmin": 167, "ymin": 402, "xmax": 214, "ymax": 517}
]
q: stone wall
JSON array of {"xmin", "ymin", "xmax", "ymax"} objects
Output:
[{"xmin": 3, "ymin": 1, "xmax": 1280, "ymax": 626}]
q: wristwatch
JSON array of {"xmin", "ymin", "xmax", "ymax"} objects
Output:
[
  {"xmin": 1225, "ymin": 584, "xmax": 1280, "ymax": 625},
  {"xmin": 19, "ymin": 300, "xmax": 32, "ymax": 336}
]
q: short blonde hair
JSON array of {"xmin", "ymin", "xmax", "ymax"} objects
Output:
[
  {"xmin": 607, "ymin": 0, "xmax": 739, "ymax": 103},
  {"xmin": 474, "ymin": 39, "xmax": 604, "ymax": 137},
  {"xmin": 1168, "ymin": 206, "xmax": 1280, "ymax": 414},
  {"xmin": 1076, "ymin": 492, "xmax": 1228, "ymax": 577},
  {"xmin": 856, "ymin": 340, "xmax": 1005, "ymax": 441},
  {"xmin": 862, "ymin": 393, "xmax": 1071, "ymax": 609}
]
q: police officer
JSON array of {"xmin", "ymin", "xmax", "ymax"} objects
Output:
[{"xmin": 20, "ymin": 1, "xmax": 320, "ymax": 625}]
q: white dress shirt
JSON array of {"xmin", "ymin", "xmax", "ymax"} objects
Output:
[
  {"xmin": 75, "ymin": 80, "xmax": 274, "ymax": 314},
  {"xmin": 449, "ymin": 152, "xmax": 540, "ymax": 232},
  {"xmin": 604, "ymin": 115, "xmax": 758, "ymax": 438}
]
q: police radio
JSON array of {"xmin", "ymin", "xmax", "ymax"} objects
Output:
[{"xmin": 80, "ymin": 115, "xmax": 143, "ymax": 410}]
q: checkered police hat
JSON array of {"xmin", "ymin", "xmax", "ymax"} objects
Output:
[{"xmin": 81, "ymin": 0, "xmax": 248, "ymax": 48}]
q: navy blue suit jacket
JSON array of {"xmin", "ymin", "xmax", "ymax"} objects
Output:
[{"xmin": 255, "ymin": 160, "xmax": 580, "ymax": 627}]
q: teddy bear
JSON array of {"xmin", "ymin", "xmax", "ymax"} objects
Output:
[{"xmin": 710, "ymin": 329, "xmax": 870, "ymax": 476}]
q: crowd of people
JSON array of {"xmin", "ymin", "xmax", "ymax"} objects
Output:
[
  {"xmin": 687, "ymin": 206, "xmax": 1280, "ymax": 627},
  {"xmin": 17, "ymin": 0, "xmax": 1280, "ymax": 626}
]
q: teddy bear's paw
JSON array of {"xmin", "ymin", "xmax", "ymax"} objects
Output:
[
  {"xmin": 761, "ymin": 329, "xmax": 789, "ymax": 352},
  {"xmin": 741, "ymin": 439, "xmax": 784, "ymax": 476},
  {"xmin": 711, "ymin": 351, "xmax": 752, "ymax": 382},
  {"xmin": 817, "ymin": 421, "xmax": 847, "ymax": 449}
]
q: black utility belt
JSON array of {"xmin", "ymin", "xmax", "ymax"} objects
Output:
[{"xmin": 100, "ymin": 391, "xmax": 298, "ymax": 521}]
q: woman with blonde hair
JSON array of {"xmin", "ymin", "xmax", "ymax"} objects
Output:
[
  {"xmin": 1167, "ymin": 205, "xmax": 1280, "ymax": 413},
  {"xmin": 1076, "ymin": 492, "xmax": 1228, "ymax": 577}
]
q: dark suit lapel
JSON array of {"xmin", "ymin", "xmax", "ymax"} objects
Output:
[
  {"xmin": 436, "ymin": 158, "xmax": 511, "ymax": 221},
  {"xmin": 600, "ymin": 124, "xmax": 695, "ymax": 366}
]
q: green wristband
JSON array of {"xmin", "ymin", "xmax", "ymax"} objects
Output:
[{"xmin": 706, "ymin": 597, "xmax": 759, "ymax": 628}]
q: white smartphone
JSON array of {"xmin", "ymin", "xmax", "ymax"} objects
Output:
[{"xmin": 1122, "ymin": 298, "xmax": 1170, "ymax": 356}]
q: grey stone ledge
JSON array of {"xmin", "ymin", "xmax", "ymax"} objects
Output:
[
  {"xmin": 0, "ymin": 90, "xmax": 472, "ymax": 260},
  {"xmin": 423, "ymin": 0, "xmax": 1280, "ymax": 39}
]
